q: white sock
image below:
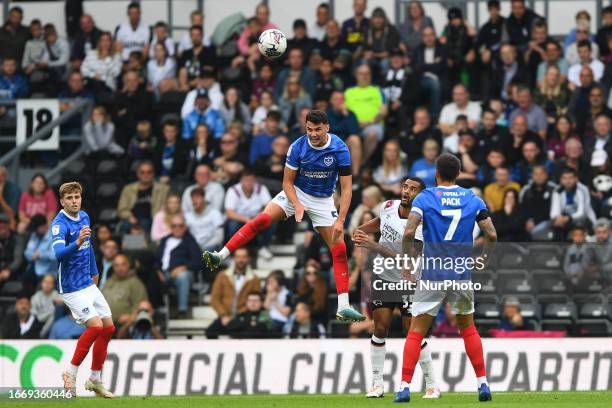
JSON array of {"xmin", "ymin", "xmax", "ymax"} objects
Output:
[
  {"xmin": 477, "ymin": 376, "xmax": 488, "ymax": 387},
  {"xmin": 370, "ymin": 335, "xmax": 386, "ymax": 386},
  {"xmin": 400, "ymin": 380, "xmax": 410, "ymax": 390},
  {"xmin": 337, "ymin": 293, "xmax": 349, "ymax": 310},
  {"xmin": 219, "ymin": 247, "xmax": 230, "ymax": 260},
  {"xmin": 67, "ymin": 364, "xmax": 78, "ymax": 376},
  {"xmin": 90, "ymin": 370, "xmax": 101, "ymax": 381},
  {"xmin": 419, "ymin": 341, "xmax": 437, "ymax": 388}
]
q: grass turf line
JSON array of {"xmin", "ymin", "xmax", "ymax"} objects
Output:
[{"xmin": 4, "ymin": 391, "xmax": 612, "ymax": 408}]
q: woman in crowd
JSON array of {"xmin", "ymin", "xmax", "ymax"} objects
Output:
[
  {"xmin": 373, "ymin": 139, "xmax": 409, "ymax": 196},
  {"xmin": 150, "ymin": 193, "xmax": 182, "ymax": 244},
  {"xmin": 81, "ymin": 31, "xmax": 123, "ymax": 93},
  {"xmin": 295, "ymin": 259, "xmax": 328, "ymax": 323},
  {"xmin": 17, "ymin": 174, "xmax": 57, "ymax": 234},
  {"xmin": 186, "ymin": 124, "xmax": 214, "ymax": 177},
  {"xmin": 547, "ymin": 114, "xmax": 577, "ymax": 160},
  {"xmin": 534, "ymin": 65, "xmax": 570, "ymax": 125},
  {"xmin": 251, "ymin": 91, "xmax": 279, "ymax": 134},
  {"xmin": 219, "ymin": 86, "xmax": 252, "ymax": 135},
  {"xmin": 264, "ymin": 270, "xmax": 292, "ymax": 332},
  {"xmin": 491, "ymin": 189, "xmax": 527, "ymax": 242},
  {"xmin": 83, "ymin": 105, "xmax": 124, "ymax": 156},
  {"xmin": 348, "ymin": 185, "xmax": 384, "ymax": 235},
  {"xmin": 278, "ymin": 76, "xmax": 312, "ymax": 129},
  {"xmin": 398, "ymin": 0, "xmax": 435, "ymax": 52},
  {"xmin": 146, "ymin": 42, "xmax": 176, "ymax": 97}
]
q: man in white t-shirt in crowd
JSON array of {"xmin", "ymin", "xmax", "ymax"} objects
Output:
[
  {"xmin": 309, "ymin": 3, "xmax": 331, "ymax": 41},
  {"xmin": 185, "ymin": 187, "xmax": 224, "ymax": 251},
  {"xmin": 148, "ymin": 21, "xmax": 175, "ymax": 59},
  {"xmin": 114, "ymin": 2, "xmax": 151, "ymax": 62},
  {"xmin": 177, "ymin": 10, "xmax": 211, "ymax": 56},
  {"xmin": 567, "ymin": 40, "xmax": 605, "ymax": 87},
  {"xmin": 438, "ymin": 83, "xmax": 482, "ymax": 136},
  {"xmin": 182, "ymin": 164, "xmax": 225, "ymax": 213},
  {"xmin": 224, "ymin": 169, "xmax": 274, "ymax": 260}
]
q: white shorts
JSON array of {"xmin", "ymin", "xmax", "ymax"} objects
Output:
[
  {"xmin": 61, "ymin": 284, "xmax": 112, "ymax": 325},
  {"xmin": 411, "ymin": 280, "xmax": 474, "ymax": 317},
  {"xmin": 271, "ymin": 187, "xmax": 338, "ymax": 228}
]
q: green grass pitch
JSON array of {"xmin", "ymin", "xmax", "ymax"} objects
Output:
[{"xmin": 5, "ymin": 391, "xmax": 612, "ymax": 407}]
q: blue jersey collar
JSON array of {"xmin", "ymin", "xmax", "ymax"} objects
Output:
[
  {"xmin": 436, "ymin": 185, "xmax": 459, "ymax": 189},
  {"xmin": 61, "ymin": 209, "xmax": 80, "ymax": 221},
  {"xmin": 307, "ymin": 133, "xmax": 332, "ymax": 150}
]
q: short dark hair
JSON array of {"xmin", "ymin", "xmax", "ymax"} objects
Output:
[
  {"xmin": 266, "ymin": 110, "xmax": 282, "ymax": 122},
  {"xmin": 155, "ymin": 21, "xmax": 168, "ymax": 29},
  {"xmin": 603, "ymin": 6, "xmax": 612, "ymax": 15},
  {"xmin": 305, "ymin": 110, "xmax": 328, "ymax": 125},
  {"xmin": 9, "ymin": 6, "xmax": 23, "ymax": 15},
  {"xmin": 241, "ymin": 168, "xmax": 257, "ymax": 178},
  {"xmin": 435, "ymin": 153, "xmax": 461, "ymax": 182},
  {"xmin": 318, "ymin": 3, "xmax": 330, "ymax": 10},
  {"xmin": 128, "ymin": 2, "xmax": 140, "ymax": 10},
  {"xmin": 560, "ymin": 167, "xmax": 578, "ymax": 177},
  {"xmin": 487, "ymin": 0, "xmax": 500, "ymax": 9},
  {"xmin": 190, "ymin": 24, "xmax": 203, "ymax": 33},
  {"xmin": 403, "ymin": 176, "xmax": 426, "ymax": 192},
  {"xmin": 163, "ymin": 120, "xmax": 178, "ymax": 129},
  {"xmin": 190, "ymin": 187, "xmax": 205, "ymax": 198},
  {"xmin": 577, "ymin": 39, "xmax": 591, "ymax": 50}
]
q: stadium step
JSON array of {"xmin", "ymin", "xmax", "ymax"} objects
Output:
[
  {"xmin": 167, "ymin": 317, "xmax": 214, "ymax": 338},
  {"xmin": 255, "ymin": 256, "xmax": 295, "ymax": 273},
  {"xmin": 269, "ymin": 244, "xmax": 296, "ymax": 256},
  {"xmin": 192, "ymin": 306, "xmax": 218, "ymax": 320}
]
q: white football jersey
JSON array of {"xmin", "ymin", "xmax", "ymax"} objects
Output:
[{"xmin": 115, "ymin": 21, "xmax": 151, "ymax": 61}]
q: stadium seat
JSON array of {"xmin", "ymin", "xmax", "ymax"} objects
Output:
[
  {"xmin": 472, "ymin": 271, "xmax": 496, "ymax": 293},
  {"xmin": 97, "ymin": 208, "xmax": 118, "ymax": 225},
  {"xmin": 528, "ymin": 244, "xmax": 563, "ymax": 269},
  {"xmin": 496, "ymin": 270, "xmax": 533, "ymax": 295},
  {"xmin": 327, "ymin": 320, "xmax": 350, "ymax": 338},
  {"xmin": 540, "ymin": 300, "xmax": 577, "ymax": 333},
  {"xmin": 495, "ymin": 244, "xmax": 528, "ymax": 269},
  {"xmin": 575, "ymin": 320, "xmax": 612, "ymax": 336},
  {"xmin": 474, "ymin": 295, "xmax": 500, "ymax": 319},
  {"xmin": 96, "ymin": 159, "xmax": 122, "ymax": 181},
  {"xmin": 533, "ymin": 270, "xmax": 570, "ymax": 295},
  {"xmin": 96, "ymin": 182, "xmax": 121, "ymax": 207},
  {"xmin": 573, "ymin": 294, "xmax": 609, "ymax": 319}
]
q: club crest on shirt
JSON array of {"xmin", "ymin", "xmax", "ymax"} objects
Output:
[
  {"xmin": 323, "ymin": 155, "xmax": 334, "ymax": 166},
  {"xmin": 52, "ymin": 225, "xmax": 60, "ymax": 235}
]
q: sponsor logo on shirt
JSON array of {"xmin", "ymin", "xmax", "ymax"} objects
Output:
[
  {"xmin": 323, "ymin": 156, "xmax": 334, "ymax": 166},
  {"xmin": 52, "ymin": 225, "xmax": 60, "ymax": 235}
]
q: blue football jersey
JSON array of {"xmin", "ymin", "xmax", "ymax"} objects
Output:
[
  {"xmin": 411, "ymin": 185, "xmax": 487, "ymax": 280},
  {"xmin": 285, "ymin": 133, "xmax": 351, "ymax": 198},
  {"xmin": 50, "ymin": 210, "xmax": 98, "ymax": 294}
]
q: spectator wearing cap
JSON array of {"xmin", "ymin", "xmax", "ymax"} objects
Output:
[
  {"xmin": 178, "ymin": 25, "xmax": 216, "ymax": 91},
  {"xmin": 0, "ymin": 294, "xmax": 42, "ymax": 339},
  {"xmin": 567, "ymin": 40, "xmax": 604, "ymax": 87},
  {"xmin": 0, "ymin": 7, "xmax": 30, "ymax": 61},
  {"xmin": 345, "ymin": 64, "xmax": 387, "ymax": 163},
  {"xmin": 310, "ymin": 3, "xmax": 331, "ymax": 42},
  {"xmin": 102, "ymin": 254, "xmax": 149, "ymax": 325},
  {"xmin": 498, "ymin": 296, "xmax": 534, "ymax": 331},
  {"xmin": 184, "ymin": 187, "xmax": 224, "ymax": 251},
  {"xmin": 23, "ymin": 214, "xmax": 57, "ymax": 282},
  {"xmin": 180, "ymin": 68, "xmax": 223, "ymax": 118},
  {"xmin": 519, "ymin": 164, "xmax": 557, "ymax": 241},
  {"xmin": 114, "ymin": 2, "xmax": 151, "ymax": 62},
  {"xmin": 583, "ymin": 114, "xmax": 612, "ymax": 163},
  {"xmin": 361, "ymin": 7, "xmax": 400, "ymax": 76},
  {"xmin": 565, "ymin": 20, "xmax": 599, "ymax": 66},
  {"xmin": 274, "ymin": 48, "xmax": 316, "ymax": 101},
  {"xmin": 411, "ymin": 26, "xmax": 446, "ymax": 119},
  {"xmin": 287, "ymin": 19, "xmax": 317, "ymax": 64},
  {"xmin": 0, "ymin": 213, "xmax": 24, "ymax": 288},
  {"xmin": 341, "ymin": 0, "xmax": 369, "ymax": 53},
  {"xmin": 155, "ymin": 214, "xmax": 202, "ymax": 318},
  {"xmin": 398, "ymin": 0, "xmax": 435, "ymax": 53},
  {"xmin": 509, "ymin": 86, "xmax": 548, "ymax": 139},
  {"xmin": 505, "ymin": 0, "xmax": 542, "ymax": 51},
  {"xmin": 0, "ymin": 166, "xmax": 21, "ymax": 224},
  {"xmin": 237, "ymin": 3, "xmax": 277, "ymax": 56},
  {"xmin": 182, "ymin": 88, "xmax": 225, "ymax": 140},
  {"xmin": 70, "ymin": 14, "xmax": 102, "ymax": 69}
]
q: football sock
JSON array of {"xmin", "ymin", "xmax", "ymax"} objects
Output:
[
  {"xmin": 419, "ymin": 340, "xmax": 437, "ymax": 388},
  {"xmin": 400, "ymin": 381, "xmax": 410, "ymax": 390},
  {"xmin": 331, "ymin": 241, "xmax": 350, "ymax": 299},
  {"xmin": 70, "ymin": 326, "xmax": 103, "ymax": 366},
  {"xmin": 370, "ymin": 335, "xmax": 386, "ymax": 386},
  {"xmin": 90, "ymin": 370, "xmax": 102, "ymax": 381},
  {"xmin": 477, "ymin": 376, "xmax": 489, "ymax": 387},
  {"xmin": 225, "ymin": 213, "xmax": 272, "ymax": 254},
  {"xmin": 218, "ymin": 247, "xmax": 230, "ymax": 260},
  {"xmin": 401, "ymin": 331, "xmax": 424, "ymax": 383},
  {"xmin": 67, "ymin": 364, "xmax": 79, "ymax": 376},
  {"xmin": 91, "ymin": 325, "xmax": 115, "ymax": 371},
  {"xmin": 460, "ymin": 325, "xmax": 487, "ymax": 378}
]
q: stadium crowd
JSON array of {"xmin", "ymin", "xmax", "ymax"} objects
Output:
[{"xmin": 1, "ymin": 0, "xmax": 612, "ymax": 340}]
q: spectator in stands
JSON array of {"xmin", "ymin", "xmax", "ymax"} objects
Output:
[
  {"xmin": 264, "ymin": 270, "xmax": 292, "ymax": 331},
  {"xmin": 154, "ymin": 120, "xmax": 189, "ymax": 183},
  {"xmin": 551, "ymin": 168, "xmax": 595, "ymax": 240},
  {"xmin": 96, "ymin": 238, "xmax": 119, "ymax": 290},
  {"xmin": 113, "ymin": 70, "xmax": 154, "ymax": 147},
  {"xmin": 498, "ymin": 296, "xmax": 534, "ymax": 331},
  {"xmin": 361, "ymin": 7, "xmax": 399, "ymax": 76},
  {"xmin": 182, "ymin": 88, "xmax": 225, "ymax": 140},
  {"xmin": 0, "ymin": 7, "xmax": 29, "ymax": 62},
  {"xmin": 475, "ymin": 1, "xmax": 506, "ymax": 72},
  {"xmin": 103, "ymin": 253, "xmax": 148, "ymax": 325},
  {"xmin": 225, "ymin": 292, "xmax": 274, "ymax": 338},
  {"xmin": 295, "ymin": 259, "xmax": 328, "ymax": 323},
  {"xmin": 583, "ymin": 114, "xmax": 612, "ymax": 163},
  {"xmin": 399, "ymin": 0, "xmax": 434, "ymax": 53},
  {"xmin": 597, "ymin": 6, "xmax": 612, "ymax": 58},
  {"xmin": 505, "ymin": 0, "xmax": 542, "ymax": 51},
  {"xmin": 185, "ymin": 187, "xmax": 224, "ymax": 251},
  {"xmin": 252, "ymin": 64, "xmax": 277, "ymax": 104},
  {"xmin": 409, "ymin": 138, "xmax": 439, "ymax": 187},
  {"xmin": 382, "ymin": 49, "xmax": 415, "ymax": 135},
  {"xmin": 439, "ymin": 83, "xmax": 481, "ymax": 137},
  {"xmin": 345, "ymin": 64, "xmax": 387, "ymax": 162},
  {"xmin": 491, "ymin": 189, "xmax": 526, "ymax": 241},
  {"xmin": 178, "ymin": 10, "xmax": 210, "ymax": 55},
  {"xmin": 156, "ymin": 214, "xmax": 201, "ymax": 318},
  {"xmin": 310, "ymin": 3, "xmax": 331, "ymax": 42},
  {"xmin": 578, "ymin": 85, "xmax": 612, "ymax": 138},
  {"xmin": 208, "ymin": 248, "xmax": 261, "ymax": 338},
  {"xmin": 0, "ymin": 57, "xmax": 28, "ymax": 100},
  {"xmin": 534, "ymin": 65, "xmax": 571, "ymax": 125},
  {"xmin": 567, "ymin": 65, "xmax": 595, "ymax": 123},
  {"xmin": 224, "ymin": 169, "xmax": 273, "ymax": 259},
  {"xmin": 219, "ymin": 87, "xmax": 251, "ymax": 135},
  {"xmin": 513, "ymin": 140, "xmax": 552, "ymax": 185},
  {"xmin": 0, "ymin": 294, "xmax": 42, "ymax": 339},
  {"xmin": 23, "ymin": 214, "xmax": 56, "ymax": 282},
  {"xmin": 0, "ymin": 166, "xmax": 20, "ymax": 224},
  {"xmin": 547, "ymin": 115, "xmax": 575, "ymax": 160},
  {"xmin": 342, "ymin": 0, "xmax": 369, "ymax": 53},
  {"xmin": 40, "ymin": 24, "xmax": 69, "ymax": 81},
  {"xmin": 254, "ymin": 135, "xmax": 289, "ymax": 195},
  {"xmin": 287, "ymin": 19, "xmax": 317, "ymax": 64},
  {"xmin": 57, "ymin": 71, "xmax": 95, "ymax": 137},
  {"xmin": 83, "ymin": 105, "xmax": 124, "ymax": 156},
  {"xmin": 456, "ymin": 130, "xmax": 482, "ymax": 184},
  {"xmin": 442, "ymin": 7, "xmax": 475, "ymax": 89},
  {"xmin": 127, "ymin": 120, "xmax": 157, "ymax": 162},
  {"xmin": 373, "ymin": 140, "xmax": 408, "ymax": 196},
  {"xmin": 567, "ymin": 41, "xmax": 604, "ymax": 87},
  {"xmin": 284, "ymin": 301, "xmax": 326, "ymax": 339},
  {"xmin": 48, "ymin": 307, "xmax": 84, "ymax": 339},
  {"xmin": 17, "ymin": 174, "xmax": 57, "ymax": 234},
  {"xmin": 148, "ymin": 21, "xmax": 174, "ymax": 59},
  {"xmin": 278, "ymin": 76, "xmax": 312, "ymax": 132},
  {"xmin": 591, "ymin": 218, "xmax": 612, "ymax": 280},
  {"xmin": 70, "ymin": 14, "xmax": 101, "ymax": 69},
  {"xmin": 238, "ymin": 2, "xmax": 277, "ymax": 56},
  {"xmin": 21, "ymin": 20, "xmax": 44, "ymax": 74},
  {"xmin": 181, "ymin": 70, "xmax": 223, "ymax": 120},
  {"xmin": 432, "ymin": 302, "xmax": 459, "ymax": 338},
  {"xmin": 30, "ymin": 273, "xmax": 60, "ymax": 338},
  {"xmin": 484, "ymin": 166, "xmax": 521, "ymax": 211},
  {"xmin": 115, "ymin": 2, "xmax": 150, "ymax": 62},
  {"xmin": 315, "ymin": 58, "xmax": 343, "ymax": 110},
  {"xmin": 151, "ymin": 192, "xmax": 182, "ymax": 244},
  {"xmin": 489, "ymin": 44, "xmax": 528, "ymax": 101},
  {"xmin": 563, "ymin": 10, "xmax": 592, "ymax": 50},
  {"xmin": 524, "ymin": 19, "xmax": 550, "ymax": 87},
  {"xmin": 250, "ymin": 111, "xmax": 283, "ymax": 165},
  {"xmin": 565, "ymin": 20, "xmax": 599, "ymax": 66},
  {"xmin": 552, "ymin": 138, "xmax": 590, "ymax": 185},
  {"xmin": 326, "ymin": 90, "xmax": 362, "ymax": 177},
  {"xmin": 182, "ymin": 164, "xmax": 225, "ymax": 214},
  {"xmin": 185, "ymin": 124, "xmax": 213, "ymax": 174},
  {"xmin": 315, "ymin": 20, "xmax": 351, "ymax": 84},
  {"xmin": 410, "ymin": 27, "xmax": 445, "ymax": 119},
  {"xmin": 536, "ymin": 40, "xmax": 569, "ymax": 83},
  {"xmin": 178, "ymin": 25, "xmax": 216, "ymax": 91},
  {"xmin": 564, "ymin": 225, "xmax": 596, "ymax": 285},
  {"xmin": 211, "ymin": 133, "xmax": 246, "ymax": 186},
  {"xmin": 520, "ymin": 164, "xmax": 556, "ymax": 240},
  {"xmin": 398, "ymin": 108, "xmax": 441, "ymax": 166},
  {"xmin": 117, "ymin": 299, "xmax": 163, "ymax": 339},
  {"xmin": 506, "ymin": 114, "xmax": 543, "ymax": 165},
  {"xmin": 274, "ymin": 48, "xmax": 316, "ymax": 101},
  {"xmin": 147, "ymin": 41, "xmax": 176, "ymax": 97},
  {"xmin": 118, "ymin": 160, "xmax": 170, "ymax": 234},
  {"xmin": 348, "ymin": 185, "xmax": 383, "ymax": 235}
]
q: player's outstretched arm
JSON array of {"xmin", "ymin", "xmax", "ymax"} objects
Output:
[
  {"xmin": 282, "ymin": 166, "xmax": 305, "ymax": 222},
  {"xmin": 477, "ymin": 216, "xmax": 497, "ymax": 269}
]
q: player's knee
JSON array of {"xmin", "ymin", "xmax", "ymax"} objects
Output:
[{"xmin": 253, "ymin": 212, "xmax": 273, "ymax": 231}]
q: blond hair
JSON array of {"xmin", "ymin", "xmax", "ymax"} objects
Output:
[{"xmin": 59, "ymin": 182, "xmax": 83, "ymax": 199}]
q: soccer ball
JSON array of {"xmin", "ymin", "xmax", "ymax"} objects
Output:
[{"xmin": 258, "ymin": 29, "xmax": 287, "ymax": 59}]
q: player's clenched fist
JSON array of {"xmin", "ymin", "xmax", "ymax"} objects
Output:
[{"xmin": 76, "ymin": 226, "xmax": 91, "ymax": 246}]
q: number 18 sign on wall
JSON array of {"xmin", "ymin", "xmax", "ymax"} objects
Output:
[{"xmin": 16, "ymin": 99, "xmax": 60, "ymax": 151}]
